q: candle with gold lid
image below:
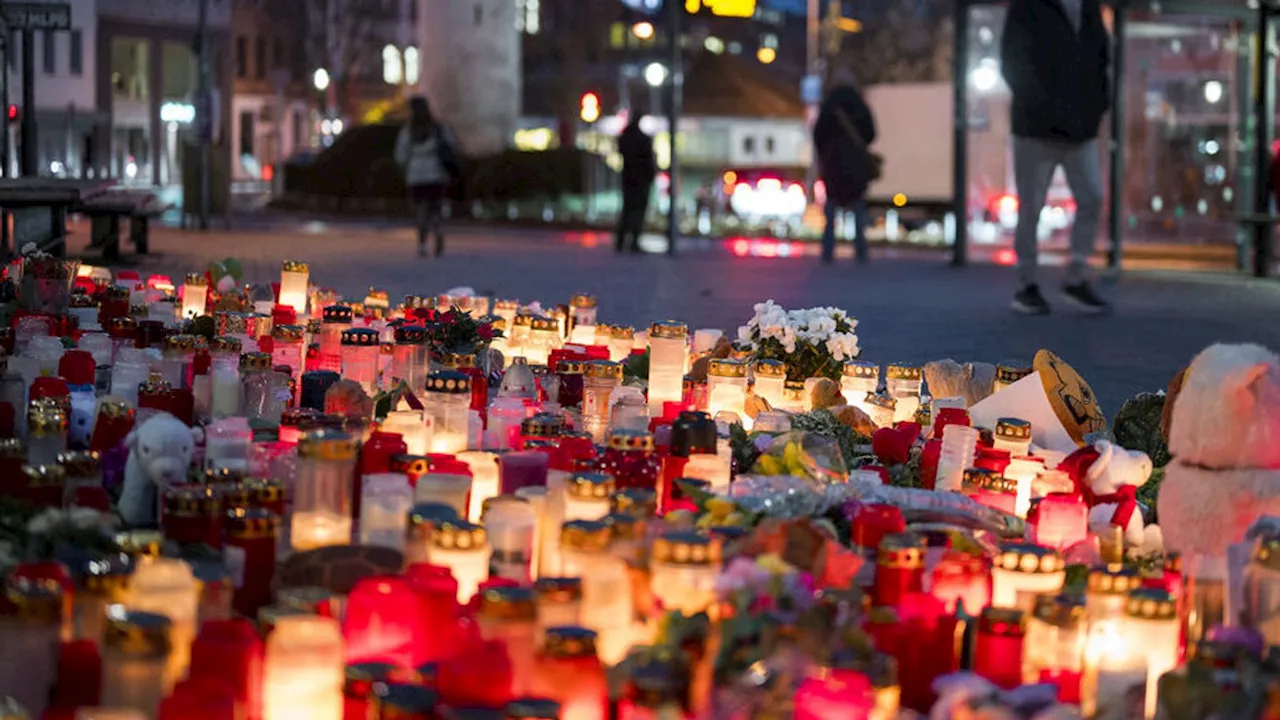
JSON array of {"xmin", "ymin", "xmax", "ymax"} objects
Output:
[
  {"xmin": 962, "ymin": 468, "xmax": 1018, "ymax": 515},
  {"xmin": 1084, "ymin": 588, "xmax": 1179, "ymax": 720},
  {"xmin": 992, "ymin": 418, "xmax": 1032, "ymax": 457},
  {"xmin": 181, "ymin": 273, "xmax": 209, "ymax": 319},
  {"xmin": 424, "ymin": 372, "xmax": 471, "ymax": 454},
  {"xmin": 884, "ymin": 364, "xmax": 921, "ymax": 423},
  {"xmin": 582, "ymin": 360, "xmax": 622, "ymax": 444},
  {"xmin": 706, "ymin": 359, "xmax": 748, "ymax": 427},
  {"xmin": 842, "ymin": 361, "xmax": 879, "ymax": 414},
  {"xmin": 161, "ymin": 334, "xmax": 197, "ymax": 390},
  {"xmin": 27, "ymin": 399, "xmax": 68, "ymax": 467},
  {"xmin": 648, "ymin": 321, "xmax": 688, "ymax": 417},
  {"xmin": 263, "ymin": 615, "xmax": 344, "ymax": 720},
  {"xmin": 363, "ymin": 288, "xmax": 391, "ymax": 320},
  {"xmin": 564, "ymin": 472, "xmax": 614, "ymax": 523},
  {"xmin": 100, "ymin": 608, "xmax": 173, "ymax": 718},
  {"xmin": 73, "ymin": 553, "xmax": 132, "ymax": 644},
  {"xmin": 123, "ymin": 557, "xmax": 200, "ymax": 688},
  {"xmin": 485, "ymin": 496, "xmax": 539, "ymax": 582},
  {"xmin": 559, "ymin": 520, "xmax": 632, "ymax": 665},
  {"xmin": 272, "ymin": 324, "xmax": 307, "ymax": 393},
  {"xmin": 533, "ymin": 578, "xmax": 583, "ymax": 649},
  {"xmin": 162, "ymin": 485, "xmax": 223, "ymax": 547},
  {"xmin": 596, "ymin": 429, "xmax": 659, "ymax": 492},
  {"xmin": 873, "ymin": 532, "xmax": 926, "ymax": 608},
  {"xmin": 650, "ymin": 530, "xmax": 721, "ymax": 616},
  {"xmin": 0, "ymin": 576, "xmax": 64, "ymax": 717},
  {"xmin": 317, "ymin": 305, "xmax": 352, "ymax": 373},
  {"xmin": 611, "ymin": 487, "xmax": 657, "ymax": 518},
  {"xmin": 22, "ymin": 464, "xmax": 66, "ymax": 508},
  {"xmin": 864, "ymin": 392, "xmax": 897, "ymax": 429},
  {"xmin": 476, "ymin": 585, "xmax": 538, "ymax": 695},
  {"xmin": 427, "ymin": 520, "xmax": 490, "ymax": 603},
  {"xmin": 278, "ymin": 260, "xmax": 309, "ymax": 316},
  {"xmin": 991, "ymin": 542, "xmax": 1065, "ymax": 613},
  {"xmin": 524, "ymin": 317, "xmax": 563, "ymax": 367},
  {"xmin": 339, "ymin": 328, "xmax": 380, "ymax": 394},
  {"xmin": 115, "ymin": 530, "xmax": 164, "ymax": 563},
  {"xmin": 506, "ymin": 312, "xmax": 534, "ymax": 365},
  {"xmin": 392, "ymin": 325, "xmax": 430, "ymax": 395},
  {"xmin": 974, "ymin": 606, "xmax": 1026, "ymax": 690},
  {"xmin": 292, "ymin": 429, "xmax": 357, "ymax": 552},
  {"xmin": 240, "ymin": 352, "xmax": 290, "ymax": 425},
  {"xmin": 600, "ymin": 325, "xmax": 633, "ymax": 363},
  {"xmin": 1086, "ymin": 564, "xmax": 1142, "ymax": 623},
  {"xmin": 750, "ymin": 359, "xmax": 786, "ymax": 411},
  {"xmin": 1023, "ymin": 593, "xmax": 1087, "ymax": 702},
  {"xmin": 527, "ymin": 626, "xmax": 605, "ymax": 720}
]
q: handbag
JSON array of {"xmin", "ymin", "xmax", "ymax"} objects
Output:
[{"xmin": 833, "ymin": 106, "xmax": 884, "ymax": 184}]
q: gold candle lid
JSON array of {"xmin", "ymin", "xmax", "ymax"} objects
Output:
[
  {"xmin": 652, "ymin": 530, "xmax": 721, "ymax": 566},
  {"xmin": 885, "ymin": 363, "xmax": 922, "ymax": 381},
  {"xmin": 559, "ymin": 520, "xmax": 611, "ymax": 552},
  {"xmin": 22, "ymin": 464, "xmax": 67, "ymax": 487},
  {"xmin": 876, "ymin": 532, "xmax": 926, "ymax": 569},
  {"xmin": 995, "ymin": 542, "xmax": 1063, "ymax": 575},
  {"xmin": 297, "ymin": 429, "xmax": 357, "ymax": 460},
  {"xmin": 865, "ymin": 392, "xmax": 897, "ymax": 411},
  {"xmin": 610, "ymin": 487, "xmax": 657, "ymax": 517},
  {"xmin": 533, "ymin": 577, "xmax": 583, "ymax": 604},
  {"xmin": 115, "ymin": 530, "xmax": 164, "ymax": 559},
  {"xmin": 609, "ymin": 325, "xmax": 635, "ymax": 340},
  {"xmin": 4, "ymin": 580, "xmax": 64, "ymax": 623},
  {"xmin": 273, "ymin": 324, "xmax": 305, "ymax": 342},
  {"xmin": 425, "ymin": 371, "xmax": 471, "ymax": 395},
  {"xmin": 407, "ymin": 502, "xmax": 461, "ymax": 529},
  {"xmin": 961, "ymin": 467, "xmax": 1000, "ymax": 492},
  {"xmin": 239, "ymin": 351, "xmax": 273, "ymax": 372},
  {"xmin": 164, "ymin": 485, "xmax": 222, "ymax": 517},
  {"xmin": 994, "ymin": 418, "xmax": 1032, "ymax": 442},
  {"xmin": 607, "ymin": 429, "xmax": 654, "ymax": 452},
  {"xmin": 323, "ymin": 305, "xmax": 354, "ymax": 324},
  {"xmin": 520, "ymin": 412, "xmax": 564, "ymax": 437},
  {"xmin": 567, "ymin": 472, "xmax": 615, "ymax": 500},
  {"xmin": 282, "ymin": 260, "xmax": 309, "ymax": 273},
  {"xmin": 542, "ymin": 625, "xmax": 598, "ymax": 658},
  {"xmin": 570, "ymin": 294, "xmax": 597, "ymax": 309},
  {"xmin": 583, "ymin": 360, "xmax": 622, "ymax": 380},
  {"xmin": 1125, "ymin": 587, "xmax": 1177, "ymax": 621},
  {"xmin": 27, "ymin": 400, "xmax": 68, "ymax": 436},
  {"xmin": 708, "ymin": 358, "xmax": 748, "ymax": 378},
  {"xmin": 210, "ymin": 335, "xmax": 243, "ymax": 355},
  {"xmin": 103, "ymin": 608, "xmax": 173, "ymax": 656},
  {"xmin": 225, "ymin": 507, "xmax": 280, "ymax": 539},
  {"xmin": 843, "ymin": 361, "xmax": 879, "ymax": 380},
  {"xmin": 438, "ymin": 352, "xmax": 476, "ymax": 370},
  {"xmin": 185, "ymin": 272, "xmax": 208, "ymax": 286},
  {"xmin": 477, "ymin": 585, "xmax": 537, "ymax": 621},
  {"xmin": 1032, "ymin": 593, "xmax": 1086, "ymax": 628},
  {"xmin": 430, "ymin": 520, "xmax": 486, "ymax": 551},
  {"xmin": 164, "ymin": 334, "xmax": 197, "ymax": 352},
  {"xmin": 752, "ymin": 359, "xmax": 786, "ymax": 378},
  {"xmin": 995, "ymin": 362, "xmax": 1033, "ymax": 385},
  {"xmin": 528, "ymin": 316, "xmax": 558, "ymax": 333},
  {"xmin": 512, "ymin": 313, "xmax": 534, "ymax": 328},
  {"xmin": 648, "ymin": 320, "xmax": 688, "ymax": 339},
  {"xmin": 555, "ymin": 359, "xmax": 585, "ymax": 375},
  {"xmin": 1087, "ymin": 564, "xmax": 1141, "ymax": 595}
]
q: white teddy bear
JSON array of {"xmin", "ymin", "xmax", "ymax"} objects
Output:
[
  {"xmin": 1083, "ymin": 439, "xmax": 1160, "ymax": 550},
  {"xmin": 119, "ymin": 412, "xmax": 202, "ymax": 527}
]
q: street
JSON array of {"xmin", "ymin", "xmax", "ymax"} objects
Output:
[{"xmin": 81, "ymin": 219, "xmax": 1280, "ymax": 415}]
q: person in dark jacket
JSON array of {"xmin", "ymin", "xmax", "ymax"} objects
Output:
[
  {"xmin": 1001, "ymin": 0, "xmax": 1112, "ymax": 314},
  {"xmin": 617, "ymin": 118, "xmax": 657, "ymax": 253},
  {"xmin": 813, "ymin": 69, "xmax": 877, "ymax": 264}
]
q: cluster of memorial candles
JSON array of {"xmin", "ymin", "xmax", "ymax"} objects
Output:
[{"xmin": 0, "ymin": 259, "xmax": 1272, "ymax": 720}]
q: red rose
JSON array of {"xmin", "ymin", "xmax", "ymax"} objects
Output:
[
  {"xmin": 871, "ymin": 426, "xmax": 914, "ymax": 466},
  {"xmin": 477, "ymin": 324, "xmax": 494, "ymax": 341}
]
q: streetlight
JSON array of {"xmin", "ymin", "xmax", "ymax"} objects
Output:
[
  {"xmin": 756, "ymin": 47, "xmax": 777, "ymax": 64},
  {"xmin": 969, "ymin": 59, "xmax": 1000, "ymax": 92},
  {"xmin": 312, "ymin": 68, "xmax": 330, "ymax": 91},
  {"xmin": 632, "ymin": 21, "xmax": 654, "ymax": 40},
  {"xmin": 643, "ymin": 62, "xmax": 668, "ymax": 87}
]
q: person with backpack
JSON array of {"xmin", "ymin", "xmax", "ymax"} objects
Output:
[
  {"xmin": 1001, "ymin": 0, "xmax": 1111, "ymax": 314},
  {"xmin": 813, "ymin": 68, "xmax": 880, "ymax": 264},
  {"xmin": 395, "ymin": 96, "xmax": 461, "ymax": 257}
]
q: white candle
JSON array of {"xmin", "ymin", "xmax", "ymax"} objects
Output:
[
  {"xmin": 427, "ymin": 521, "xmax": 491, "ymax": 603},
  {"xmin": 993, "ymin": 417, "xmax": 1033, "ymax": 457},
  {"xmin": 290, "ymin": 512, "xmax": 353, "ymax": 552},
  {"xmin": 264, "ymin": 615, "xmax": 344, "ymax": 720},
  {"xmin": 380, "ymin": 410, "xmax": 431, "ymax": 455},
  {"xmin": 751, "ymin": 359, "xmax": 787, "ymax": 410},
  {"xmin": 682, "ymin": 452, "xmax": 732, "ymax": 491},
  {"xmin": 706, "ymin": 359, "xmax": 749, "ymax": 428},
  {"xmin": 485, "ymin": 498, "xmax": 539, "ymax": 583},
  {"xmin": 647, "ymin": 321, "xmax": 688, "ymax": 416},
  {"xmin": 459, "ymin": 451, "xmax": 501, "ymax": 523},
  {"xmin": 991, "ymin": 542, "xmax": 1066, "ymax": 613},
  {"xmin": 563, "ymin": 472, "xmax": 615, "ymax": 522},
  {"xmin": 123, "ymin": 558, "xmax": 200, "ymax": 690},
  {"xmin": 414, "ymin": 472, "xmax": 472, "ymax": 518},
  {"xmin": 181, "ymin": 274, "xmax": 208, "ymax": 319},
  {"xmin": 1003, "ymin": 457, "xmax": 1043, "ymax": 518},
  {"xmin": 278, "ymin": 261, "xmax": 310, "ymax": 316},
  {"xmin": 935, "ymin": 424, "xmax": 979, "ymax": 492},
  {"xmin": 358, "ymin": 472, "xmax": 414, "ymax": 551}
]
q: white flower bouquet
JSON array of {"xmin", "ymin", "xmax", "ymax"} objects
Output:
[{"xmin": 736, "ymin": 300, "xmax": 860, "ymax": 382}]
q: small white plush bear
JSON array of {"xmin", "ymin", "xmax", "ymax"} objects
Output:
[
  {"xmin": 69, "ymin": 393, "xmax": 96, "ymax": 448},
  {"xmin": 1084, "ymin": 439, "xmax": 1157, "ymax": 549},
  {"xmin": 119, "ymin": 412, "xmax": 201, "ymax": 527}
]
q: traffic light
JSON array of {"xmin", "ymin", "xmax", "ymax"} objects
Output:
[
  {"xmin": 6, "ymin": 105, "xmax": 17, "ymax": 123},
  {"xmin": 579, "ymin": 92, "xmax": 601, "ymax": 123}
]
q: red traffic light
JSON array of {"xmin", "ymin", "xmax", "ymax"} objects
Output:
[
  {"xmin": 579, "ymin": 92, "xmax": 601, "ymax": 123},
  {"xmin": 6, "ymin": 105, "xmax": 17, "ymax": 122}
]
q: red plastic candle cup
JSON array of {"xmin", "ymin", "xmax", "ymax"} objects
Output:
[
  {"xmin": 1031, "ymin": 492, "xmax": 1089, "ymax": 550},
  {"xmin": 343, "ymin": 575, "xmax": 432, "ymax": 668},
  {"xmin": 793, "ymin": 667, "xmax": 874, "ymax": 720},
  {"xmin": 932, "ymin": 408, "xmax": 970, "ymax": 438},
  {"xmin": 973, "ymin": 607, "xmax": 1026, "ymax": 690},
  {"xmin": 499, "ymin": 451, "xmax": 549, "ymax": 494},
  {"xmin": 188, "ymin": 618, "xmax": 265, "ymax": 720},
  {"xmin": 873, "ymin": 533, "xmax": 925, "ymax": 608},
  {"xmin": 224, "ymin": 509, "xmax": 279, "ymax": 620},
  {"xmin": 852, "ymin": 504, "xmax": 906, "ymax": 555},
  {"xmin": 51, "ymin": 639, "xmax": 101, "ymax": 708},
  {"xmin": 974, "ymin": 446, "xmax": 1012, "ymax": 475},
  {"xmin": 929, "ymin": 551, "xmax": 992, "ymax": 616}
]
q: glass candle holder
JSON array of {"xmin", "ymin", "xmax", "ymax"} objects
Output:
[
  {"xmin": 582, "ymin": 360, "xmax": 622, "ymax": 444},
  {"xmin": 101, "ymin": 608, "xmax": 174, "ymax": 718},
  {"xmin": 484, "ymin": 497, "xmax": 538, "ymax": 582},
  {"xmin": 682, "ymin": 452, "xmax": 732, "ymax": 492},
  {"xmin": 292, "ymin": 429, "xmax": 357, "ymax": 552},
  {"xmin": 522, "ymin": 317, "xmax": 562, "ymax": 367},
  {"xmin": 559, "ymin": 520, "xmax": 633, "ymax": 665},
  {"xmin": 360, "ymin": 472, "xmax": 414, "ymax": 551},
  {"xmin": 209, "ymin": 345, "xmax": 242, "ymax": 419},
  {"xmin": 0, "ymin": 576, "xmax": 63, "ymax": 718},
  {"xmin": 475, "ymin": 586, "xmax": 539, "ymax": 696},
  {"xmin": 991, "ymin": 542, "xmax": 1066, "ymax": 614},
  {"xmin": 27, "ymin": 401, "xmax": 68, "ymax": 467},
  {"xmin": 929, "ymin": 550, "xmax": 991, "ymax": 616},
  {"xmin": 222, "ymin": 508, "xmax": 279, "ymax": 620},
  {"xmin": 534, "ymin": 578, "xmax": 583, "ymax": 647},
  {"xmin": 458, "ymin": 451, "xmax": 501, "ymax": 522},
  {"xmin": 240, "ymin": 352, "xmax": 290, "ymax": 425},
  {"xmin": 278, "ymin": 261, "xmax": 309, "ymax": 316},
  {"xmin": 74, "ymin": 555, "xmax": 132, "ymax": 645},
  {"xmin": 568, "ymin": 293, "xmax": 598, "ymax": 330},
  {"xmin": 604, "ymin": 325, "xmax": 634, "ymax": 363},
  {"xmin": 163, "ymin": 485, "xmax": 224, "ymax": 547},
  {"xmin": 1023, "ymin": 593, "xmax": 1087, "ymax": 702},
  {"xmin": 124, "ymin": 557, "xmax": 200, "ymax": 688},
  {"xmin": 864, "ymin": 392, "xmax": 897, "ymax": 429},
  {"xmin": 513, "ymin": 486, "xmax": 550, "ymax": 580},
  {"xmin": 1245, "ymin": 532, "xmax": 1280, "ymax": 646},
  {"xmin": 391, "ymin": 325, "xmax": 430, "ymax": 395},
  {"xmin": 161, "ymin": 334, "xmax": 196, "ymax": 390},
  {"xmin": 272, "ymin": 324, "xmax": 306, "ymax": 389},
  {"xmin": 264, "ymin": 615, "xmax": 344, "ymax": 720},
  {"xmin": 381, "ymin": 410, "xmax": 431, "ymax": 456},
  {"xmin": 181, "ymin": 273, "xmax": 209, "ymax": 319},
  {"xmin": 884, "ymin": 364, "xmax": 922, "ymax": 424},
  {"xmin": 750, "ymin": 359, "xmax": 787, "ymax": 410},
  {"xmin": 962, "ymin": 468, "xmax": 1018, "ymax": 516},
  {"xmin": 647, "ymin": 321, "xmax": 689, "ymax": 417},
  {"xmin": 842, "ymin": 361, "xmax": 880, "ymax": 412},
  {"xmin": 974, "ymin": 607, "xmax": 1026, "ymax": 690},
  {"xmin": 414, "ymin": 467, "xmax": 473, "ymax": 518},
  {"xmin": 706, "ymin": 359, "xmax": 749, "ymax": 427},
  {"xmin": 318, "ymin": 305, "xmax": 352, "ymax": 373},
  {"xmin": 424, "ymin": 371, "xmax": 472, "ymax": 454},
  {"xmin": 994, "ymin": 362, "xmax": 1032, "ymax": 394},
  {"xmin": 934, "ymin": 424, "xmax": 978, "ymax": 492},
  {"xmin": 873, "ymin": 532, "xmax": 926, "ymax": 608},
  {"xmin": 1031, "ymin": 493, "xmax": 1089, "ymax": 550},
  {"xmin": 597, "ymin": 430, "xmax": 659, "ymax": 491},
  {"xmin": 529, "ymin": 626, "xmax": 608, "ymax": 720},
  {"xmin": 426, "ymin": 521, "xmax": 490, "ymax": 603},
  {"xmin": 340, "ymin": 328, "xmax": 381, "ymax": 394},
  {"xmin": 506, "ymin": 313, "xmax": 533, "ymax": 365},
  {"xmin": 650, "ymin": 530, "xmax": 722, "ymax": 616},
  {"xmin": 992, "ymin": 418, "xmax": 1033, "ymax": 458},
  {"xmin": 22, "ymin": 464, "xmax": 66, "ymax": 508},
  {"xmin": 1002, "ymin": 457, "xmax": 1042, "ymax": 518},
  {"xmin": 561, "ymin": 471, "xmax": 613, "ymax": 522},
  {"xmin": 205, "ymin": 416, "xmax": 253, "ymax": 473},
  {"xmin": 403, "ymin": 501, "xmax": 461, "ymax": 567}
]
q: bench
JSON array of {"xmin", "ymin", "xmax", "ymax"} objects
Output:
[{"xmin": 77, "ymin": 192, "xmax": 170, "ymax": 262}]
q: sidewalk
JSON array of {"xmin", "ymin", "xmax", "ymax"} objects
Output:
[{"xmin": 77, "ymin": 220, "xmax": 1280, "ymax": 414}]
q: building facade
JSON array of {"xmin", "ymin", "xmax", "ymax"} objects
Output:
[
  {"xmin": 4, "ymin": 0, "xmax": 102, "ymax": 178},
  {"xmin": 96, "ymin": 0, "xmax": 233, "ymax": 186}
]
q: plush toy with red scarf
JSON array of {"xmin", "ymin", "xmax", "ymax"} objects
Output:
[{"xmin": 1059, "ymin": 439, "xmax": 1159, "ymax": 549}]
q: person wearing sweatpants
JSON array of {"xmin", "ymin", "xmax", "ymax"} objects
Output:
[{"xmin": 1000, "ymin": 0, "xmax": 1112, "ymax": 314}]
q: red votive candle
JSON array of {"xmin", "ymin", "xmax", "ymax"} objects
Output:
[
  {"xmin": 343, "ymin": 575, "xmax": 430, "ymax": 668},
  {"xmin": 852, "ymin": 504, "xmax": 906, "ymax": 556},
  {"xmin": 873, "ymin": 532, "xmax": 926, "ymax": 610},
  {"xmin": 188, "ymin": 618, "xmax": 265, "ymax": 720},
  {"xmin": 973, "ymin": 606, "xmax": 1026, "ymax": 690}
]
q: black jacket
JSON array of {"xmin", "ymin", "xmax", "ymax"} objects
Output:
[
  {"xmin": 618, "ymin": 123, "xmax": 656, "ymax": 191},
  {"xmin": 813, "ymin": 85, "xmax": 877, "ymax": 204},
  {"xmin": 1000, "ymin": 0, "xmax": 1111, "ymax": 142}
]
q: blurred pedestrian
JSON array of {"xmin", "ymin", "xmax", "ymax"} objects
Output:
[
  {"xmin": 395, "ymin": 96, "xmax": 460, "ymax": 258},
  {"xmin": 813, "ymin": 67, "xmax": 879, "ymax": 264},
  {"xmin": 617, "ymin": 117, "xmax": 657, "ymax": 253},
  {"xmin": 1001, "ymin": 0, "xmax": 1111, "ymax": 314}
]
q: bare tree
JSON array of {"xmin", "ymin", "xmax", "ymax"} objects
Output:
[
  {"xmin": 265, "ymin": 0, "xmax": 391, "ymax": 117},
  {"xmin": 839, "ymin": 0, "xmax": 953, "ymax": 85}
]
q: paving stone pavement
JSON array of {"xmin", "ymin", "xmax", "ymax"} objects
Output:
[{"xmin": 86, "ymin": 221, "xmax": 1280, "ymax": 416}]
